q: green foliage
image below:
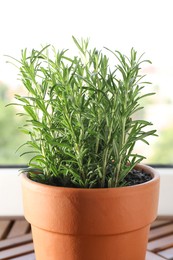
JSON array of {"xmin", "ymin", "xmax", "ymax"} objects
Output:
[
  {"xmin": 9, "ymin": 37, "xmax": 157, "ymax": 187},
  {"xmin": 150, "ymin": 125, "xmax": 173, "ymax": 164},
  {"xmin": 0, "ymin": 83, "xmax": 32, "ymax": 164}
]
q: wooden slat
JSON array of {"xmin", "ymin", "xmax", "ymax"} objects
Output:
[
  {"xmin": 0, "ymin": 242, "xmax": 34, "ymax": 260},
  {"xmin": 0, "ymin": 217, "xmax": 25, "ymax": 221},
  {"xmin": 11, "ymin": 253, "xmax": 35, "ymax": 260},
  {"xmin": 147, "ymin": 234, "xmax": 173, "ymax": 251},
  {"xmin": 158, "ymin": 247, "xmax": 173, "ymax": 259},
  {"xmin": 149, "ymin": 223, "xmax": 173, "ymax": 240},
  {"xmin": 0, "ymin": 220, "xmax": 11, "ymax": 239},
  {"xmin": 7, "ymin": 220, "xmax": 30, "ymax": 238},
  {"xmin": 151, "ymin": 220, "xmax": 173, "ymax": 229},
  {"xmin": 0, "ymin": 233, "xmax": 33, "ymax": 250},
  {"xmin": 146, "ymin": 251, "xmax": 167, "ymax": 260}
]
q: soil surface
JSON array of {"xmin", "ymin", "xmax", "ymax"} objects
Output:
[
  {"xmin": 124, "ymin": 169, "xmax": 152, "ymax": 186},
  {"xmin": 29, "ymin": 167, "xmax": 153, "ymax": 188}
]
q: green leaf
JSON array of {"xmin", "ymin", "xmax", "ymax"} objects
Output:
[{"xmin": 72, "ymin": 36, "xmax": 86, "ymax": 56}]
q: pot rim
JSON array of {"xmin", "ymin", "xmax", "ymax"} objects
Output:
[{"xmin": 22, "ymin": 163, "xmax": 160, "ymax": 192}]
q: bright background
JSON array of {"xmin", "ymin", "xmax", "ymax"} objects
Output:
[{"xmin": 1, "ymin": 0, "xmax": 173, "ymax": 164}]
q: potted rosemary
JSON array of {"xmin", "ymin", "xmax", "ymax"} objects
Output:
[{"xmin": 9, "ymin": 37, "xmax": 159, "ymax": 260}]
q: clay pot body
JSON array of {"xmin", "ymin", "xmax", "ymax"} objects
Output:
[{"xmin": 21, "ymin": 164, "xmax": 160, "ymax": 260}]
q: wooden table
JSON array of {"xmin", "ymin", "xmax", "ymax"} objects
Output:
[{"xmin": 0, "ymin": 217, "xmax": 173, "ymax": 259}]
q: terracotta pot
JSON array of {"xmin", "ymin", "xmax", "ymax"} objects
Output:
[{"xmin": 21, "ymin": 164, "xmax": 160, "ymax": 260}]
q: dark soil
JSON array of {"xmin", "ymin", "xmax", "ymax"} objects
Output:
[
  {"xmin": 123, "ymin": 169, "xmax": 152, "ymax": 186},
  {"xmin": 29, "ymin": 166, "xmax": 153, "ymax": 188}
]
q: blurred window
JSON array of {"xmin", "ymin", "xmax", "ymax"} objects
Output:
[{"xmin": 0, "ymin": 0, "xmax": 173, "ymax": 165}]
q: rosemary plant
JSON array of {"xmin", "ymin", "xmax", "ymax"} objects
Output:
[{"xmin": 9, "ymin": 37, "xmax": 156, "ymax": 188}]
